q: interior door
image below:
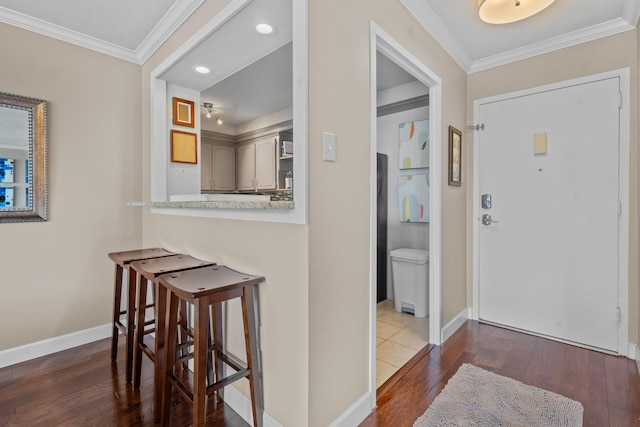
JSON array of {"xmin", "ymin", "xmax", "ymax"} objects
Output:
[{"xmin": 477, "ymin": 76, "xmax": 621, "ymax": 353}]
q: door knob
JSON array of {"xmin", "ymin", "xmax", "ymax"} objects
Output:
[{"xmin": 482, "ymin": 214, "xmax": 499, "ymax": 226}]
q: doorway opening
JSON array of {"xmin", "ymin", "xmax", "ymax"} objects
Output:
[{"xmin": 369, "ymin": 22, "xmax": 443, "ymax": 405}]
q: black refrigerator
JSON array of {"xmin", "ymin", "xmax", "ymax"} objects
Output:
[{"xmin": 377, "ymin": 153, "xmax": 388, "ymax": 303}]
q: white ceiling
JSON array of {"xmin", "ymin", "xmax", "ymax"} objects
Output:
[
  {"xmin": 0, "ymin": 0, "xmax": 204, "ymax": 63},
  {"xmin": 405, "ymin": 0, "xmax": 640, "ymax": 72},
  {"xmin": 377, "ymin": 52, "xmax": 418, "ymax": 92},
  {"xmin": 157, "ymin": 0, "xmax": 293, "ymax": 128},
  {"xmin": 1, "ymin": 0, "xmax": 638, "ymax": 125}
]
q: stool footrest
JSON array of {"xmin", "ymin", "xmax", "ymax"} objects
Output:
[
  {"xmin": 140, "ymin": 326, "xmax": 155, "ymax": 336},
  {"xmin": 139, "ymin": 341, "xmax": 156, "ymax": 362},
  {"xmin": 212, "ymin": 347, "xmax": 247, "ymax": 373},
  {"xmin": 174, "ymin": 353, "xmax": 194, "ymax": 366},
  {"xmin": 114, "ymin": 320, "xmax": 127, "ymax": 334},
  {"xmin": 208, "ymin": 368, "xmax": 251, "ymax": 394},
  {"xmin": 166, "ymin": 367, "xmax": 251, "ymax": 406}
]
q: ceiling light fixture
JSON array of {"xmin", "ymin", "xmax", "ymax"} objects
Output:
[
  {"xmin": 255, "ymin": 23, "xmax": 275, "ymax": 34},
  {"xmin": 203, "ymin": 102, "xmax": 214, "ymax": 119},
  {"xmin": 194, "ymin": 65, "xmax": 211, "ymax": 74},
  {"xmin": 478, "ymin": 0, "xmax": 555, "ymax": 24},
  {"xmin": 203, "ymin": 102, "xmax": 223, "ymax": 125}
]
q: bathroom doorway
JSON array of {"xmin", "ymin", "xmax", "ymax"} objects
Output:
[{"xmin": 369, "ymin": 24, "xmax": 443, "ymax": 403}]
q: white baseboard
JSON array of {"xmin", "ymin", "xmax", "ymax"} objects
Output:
[
  {"xmin": 328, "ymin": 391, "xmax": 373, "ymax": 427},
  {"xmin": 223, "ymin": 385, "xmax": 282, "ymax": 427},
  {"xmin": 441, "ymin": 307, "xmax": 470, "ymax": 343},
  {"xmin": 0, "ymin": 323, "xmax": 112, "ymax": 369},
  {"xmin": 630, "ymin": 343, "xmax": 640, "ymax": 375}
]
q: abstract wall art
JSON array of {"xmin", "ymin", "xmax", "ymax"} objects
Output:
[
  {"xmin": 398, "ymin": 120, "xmax": 428, "ymax": 169},
  {"xmin": 398, "ymin": 173, "xmax": 429, "ymax": 223}
]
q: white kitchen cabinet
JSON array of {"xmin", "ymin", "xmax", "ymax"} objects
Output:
[
  {"xmin": 201, "ymin": 142, "xmax": 236, "ymax": 191},
  {"xmin": 236, "ymin": 144, "xmax": 255, "ymax": 191},
  {"xmin": 255, "ymin": 138, "xmax": 277, "ymax": 190},
  {"xmin": 237, "ymin": 137, "xmax": 277, "ymax": 191}
]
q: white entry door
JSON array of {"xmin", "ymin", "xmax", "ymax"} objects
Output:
[{"xmin": 476, "ymin": 75, "xmax": 623, "ymax": 353}]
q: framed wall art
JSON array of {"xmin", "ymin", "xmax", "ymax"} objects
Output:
[
  {"xmin": 448, "ymin": 126, "xmax": 462, "ymax": 187},
  {"xmin": 172, "ymin": 97, "xmax": 195, "ymax": 128},
  {"xmin": 171, "ymin": 130, "xmax": 197, "ymax": 164}
]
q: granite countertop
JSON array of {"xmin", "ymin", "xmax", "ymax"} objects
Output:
[{"xmin": 127, "ymin": 200, "xmax": 294, "ymax": 209}]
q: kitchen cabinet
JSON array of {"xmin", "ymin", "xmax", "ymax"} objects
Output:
[
  {"xmin": 237, "ymin": 137, "xmax": 277, "ymax": 191},
  {"xmin": 201, "ymin": 142, "xmax": 236, "ymax": 191}
]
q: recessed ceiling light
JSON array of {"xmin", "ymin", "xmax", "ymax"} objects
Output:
[
  {"xmin": 255, "ymin": 23, "xmax": 275, "ymax": 34},
  {"xmin": 194, "ymin": 65, "xmax": 211, "ymax": 74}
]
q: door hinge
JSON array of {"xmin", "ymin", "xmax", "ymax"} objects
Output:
[
  {"xmin": 618, "ymin": 92, "xmax": 622, "ymax": 109},
  {"xmin": 616, "ymin": 307, "xmax": 621, "ymax": 323},
  {"xmin": 617, "ymin": 200, "xmax": 622, "ymax": 217}
]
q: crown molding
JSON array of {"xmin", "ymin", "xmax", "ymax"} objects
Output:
[
  {"xmin": 469, "ymin": 17, "xmax": 637, "ymax": 73},
  {"xmin": 622, "ymin": 0, "xmax": 640, "ymax": 27},
  {"xmin": 0, "ymin": 6, "xmax": 140, "ymax": 63},
  {"xmin": 0, "ymin": 0, "xmax": 203, "ymax": 65},
  {"xmin": 135, "ymin": 0, "xmax": 205, "ymax": 64},
  {"xmin": 377, "ymin": 80, "xmax": 428, "ymax": 107},
  {"xmin": 401, "ymin": 0, "xmax": 639, "ymax": 74},
  {"xmin": 377, "ymin": 94, "xmax": 428, "ymax": 117},
  {"xmin": 400, "ymin": 0, "xmax": 473, "ymax": 72}
]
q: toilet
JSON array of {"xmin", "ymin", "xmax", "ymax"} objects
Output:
[{"xmin": 390, "ymin": 248, "xmax": 429, "ymax": 318}]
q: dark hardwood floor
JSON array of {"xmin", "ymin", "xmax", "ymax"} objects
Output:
[
  {"xmin": 0, "ymin": 338, "xmax": 248, "ymax": 426},
  {"xmin": 1, "ymin": 321, "xmax": 639, "ymax": 426},
  {"xmin": 362, "ymin": 320, "xmax": 640, "ymax": 427}
]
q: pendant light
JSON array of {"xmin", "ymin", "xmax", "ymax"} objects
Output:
[{"xmin": 478, "ymin": 0, "xmax": 556, "ymax": 24}]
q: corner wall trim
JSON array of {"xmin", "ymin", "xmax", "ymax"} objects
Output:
[
  {"xmin": 0, "ymin": 323, "xmax": 111, "ymax": 369},
  {"xmin": 328, "ymin": 391, "xmax": 373, "ymax": 427},
  {"xmin": 630, "ymin": 343, "xmax": 640, "ymax": 375},
  {"xmin": 441, "ymin": 308, "xmax": 470, "ymax": 343},
  {"xmin": 223, "ymin": 385, "xmax": 283, "ymax": 427}
]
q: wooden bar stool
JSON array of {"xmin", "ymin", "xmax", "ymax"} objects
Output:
[
  {"xmin": 107, "ymin": 248, "xmax": 174, "ymax": 383},
  {"xmin": 129, "ymin": 255, "xmax": 215, "ymax": 412},
  {"xmin": 158, "ymin": 265, "xmax": 265, "ymax": 427}
]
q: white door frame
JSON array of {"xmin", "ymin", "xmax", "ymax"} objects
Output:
[
  {"xmin": 369, "ymin": 21, "xmax": 443, "ymax": 407},
  {"xmin": 471, "ymin": 68, "xmax": 630, "ymax": 356}
]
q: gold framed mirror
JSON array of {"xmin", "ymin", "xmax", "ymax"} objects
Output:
[{"xmin": 0, "ymin": 92, "xmax": 47, "ymax": 223}]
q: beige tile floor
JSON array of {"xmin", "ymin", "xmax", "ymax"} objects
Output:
[{"xmin": 376, "ymin": 299, "xmax": 430, "ymax": 388}]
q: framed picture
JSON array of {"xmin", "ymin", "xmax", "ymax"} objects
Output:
[
  {"xmin": 171, "ymin": 130, "xmax": 197, "ymax": 164},
  {"xmin": 448, "ymin": 126, "xmax": 462, "ymax": 186},
  {"xmin": 172, "ymin": 97, "xmax": 195, "ymax": 128}
]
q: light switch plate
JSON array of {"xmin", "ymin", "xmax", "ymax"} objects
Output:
[
  {"xmin": 534, "ymin": 132, "xmax": 547, "ymax": 155},
  {"xmin": 323, "ymin": 132, "xmax": 336, "ymax": 162}
]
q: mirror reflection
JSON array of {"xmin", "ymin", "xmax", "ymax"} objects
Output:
[{"xmin": 0, "ymin": 93, "xmax": 47, "ymax": 223}]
